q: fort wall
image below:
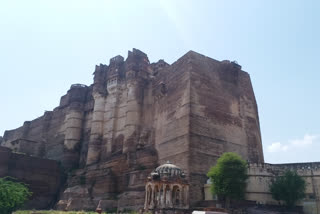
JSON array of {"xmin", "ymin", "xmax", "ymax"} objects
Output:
[
  {"xmin": 0, "ymin": 146, "xmax": 62, "ymax": 209},
  {"xmin": 246, "ymin": 162, "xmax": 320, "ymax": 213},
  {"xmin": 1, "ymin": 49, "xmax": 264, "ymax": 210}
]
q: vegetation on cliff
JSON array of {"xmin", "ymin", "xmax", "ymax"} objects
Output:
[
  {"xmin": 14, "ymin": 211, "xmax": 104, "ymax": 214},
  {"xmin": 14, "ymin": 211, "xmax": 147, "ymax": 214}
]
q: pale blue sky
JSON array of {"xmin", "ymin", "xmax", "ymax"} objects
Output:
[{"xmin": 0, "ymin": 0, "xmax": 319, "ymax": 163}]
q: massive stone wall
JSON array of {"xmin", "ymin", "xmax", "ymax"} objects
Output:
[
  {"xmin": 186, "ymin": 52, "xmax": 264, "ymax": 205},
  {"xmin": 1, "ymin": 84, "xmax": 92, "ymax": 170},
  {"xmin": 0, "ymin": 146, "xmax": 62, "ymax": 209},
  {"xmin": 0, "ymin": 49, "xmax": 264, "ymax": 210}
]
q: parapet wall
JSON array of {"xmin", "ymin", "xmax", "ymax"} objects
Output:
[
  {"xmin": 0, "ymin": 146, "xmax": 62, "ymax": 209},
  {"xmin": 246, "ymin": 162, "xmax": 320, "ymax": 214}
]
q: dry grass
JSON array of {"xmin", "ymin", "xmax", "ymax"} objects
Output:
[
  {"xmin": 14, "ymin": 211, "xmax": 106, "ymax": 214},
  {"xmin": 14, "ymin": 210, "xmax": 147, "ymax": 214}
]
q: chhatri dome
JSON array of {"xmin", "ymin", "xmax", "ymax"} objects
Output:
[
  {"xmin": 150, "ymin": 161, "xmax": 186, "ymax": 180},
  {"xmin": 144, "ymin": 161, "xmax": 189, "ymax": 211}
]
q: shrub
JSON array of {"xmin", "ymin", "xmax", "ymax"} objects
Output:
[
  {"xmin": 0, "ymin": 177, "xmax": 32, "ymax": 214},
  {"xmin": 270, "ymin": 170, "xmax": 306, "ymax": 209},
  {"xmin": 207, "ymin": 152, "xmax": 248, "ymax": 207}
]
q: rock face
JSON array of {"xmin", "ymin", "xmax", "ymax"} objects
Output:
[{"xmin": 1, "ymin": 49, "xmax": 264, "ymax": 210}]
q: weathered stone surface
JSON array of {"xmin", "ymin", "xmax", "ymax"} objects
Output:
[
  {"xmin": 1, "ymin": 49, "xmax": 264, "ymax": 210},
  {"xmin": 56, "ymin": 185, "xmax": 97, "ymax": 211},
  {"xmin": 1, "ymin": 84, "xmax": 92, "ymax": 170},
  {"xmin": 0, "ymin": 146, "xmax": 62, "ymax": 209}
]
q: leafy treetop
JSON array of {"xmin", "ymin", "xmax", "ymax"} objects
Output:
[
  {"xmin": 207, "ymin": 152, "xmax": 248, "ymax": 201},
  {"xmin": 270, "ymin": 170, "xmax": 306, "ymax": 208},
  {"xmin": 0, "ymin": 177, "xmax": 32, "ymax": 214}
]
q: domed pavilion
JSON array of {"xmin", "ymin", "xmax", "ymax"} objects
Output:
[{"xmin": 144, "ymin": 161, "xmax": 189, "ymax": 211}]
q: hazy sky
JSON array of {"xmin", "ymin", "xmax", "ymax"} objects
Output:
[{"xmin": 0, "ymin": 0, "xmax": 319, "ymax": 164}]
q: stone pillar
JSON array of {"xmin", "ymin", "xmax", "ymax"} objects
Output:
[
  {"xmin": 185, "ymin": 185, "xmax": 189, "ymax": 208},
  {"xmin": 165, "ymin": 185, "xmax": 169, "ymax": 207},
  {"xmin": 169, "ymin": 185, "xmax": 173, "ymax": 208},
  {"xmin": 182, "ymin": 186, "xmax": 186, "ymax": 207},
  {"xmin": 179, "ymin": 186, "xmax": 183, "ymax": 208},
  {"xmin": 156, "ymin": 185, "xmax": 160, "ymax": 208},
  {"xmin": 162, "ymin": 184, "xmax": 165, "ymax": 208},
  {"xmin": 144, "ymin": 185, "xmax": 149, "ymax": 210},
  {"xmin": 86, "ymin": 94, "xmax": 105, "ymax": 165},
  {"xmin": 151, "ymin": 185, "xmax": 155, "ymax": 209}
]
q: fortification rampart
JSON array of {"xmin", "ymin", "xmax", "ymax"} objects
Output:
[
  {"xmin": 0, "ymin": 146, "xmax": 62, "ymax": 209},
  {"xmin": 1, "ymin": 49, "xmax": 264, "ymax": 210},
  {"xmin": 246, "ymin": 162, "xmax": 320, "ymax": 214}
]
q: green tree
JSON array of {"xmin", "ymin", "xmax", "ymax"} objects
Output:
[
  {"xmin": 0, "ymin": 177, "xmax": 32, "ymax": 214},
  {"xmin": 207, "ymin": 152, "xmax": 248, "ymax": 207},
  {"xmin": 270, "ymin": 170, "xmax": 306, "ymax": 209}
]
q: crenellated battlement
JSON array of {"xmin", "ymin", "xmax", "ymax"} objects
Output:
[
  {"xmin": 92, "ymin": 49, "xmax": 151, "ymax": 91},
  {"xmin": 94, "ymin": 63, "xmax": 108, "ymax": 73},
  {"xmin": 109, "ymin": 55, "xmax": 124, "ymax": 65},
  {"xmin": 71, "ymin": 83, "xmax": 88, "ymax": 89},
  {"xmin": 248, "ymin": 162, "xmax": 320, "ymax": 172},
  {"xmin": 246, "ymin": 161, "xmax": 320, "ymax": 208},
  {"xmin": 127, "ymin": 48, "xmax": 149, "ymax": 62}
]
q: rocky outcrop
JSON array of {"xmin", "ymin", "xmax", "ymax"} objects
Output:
[{"xmin": 1, "ymin": 49, "xmax": 263, "ymax": 210}]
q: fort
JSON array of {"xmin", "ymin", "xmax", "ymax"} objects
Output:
[{"xmin": 0, "ymin": 49, "xmax": 318, "ymax": 213}]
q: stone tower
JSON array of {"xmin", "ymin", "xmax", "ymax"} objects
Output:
[{"xmin": 1, "ymin": 49, "xmax": 263, "ymax": 210}]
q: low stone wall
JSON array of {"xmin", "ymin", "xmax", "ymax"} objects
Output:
[
  {"xmin": 204, "ymin": 162, "xmax": 320, "ymax": 214},
  {"xmin": 0, "ymin": 146, "xmax": 62, "ymax": 209},
  {"xmin": 247, "ymin": 162, "xmax": 320, "ymax": 210}
]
